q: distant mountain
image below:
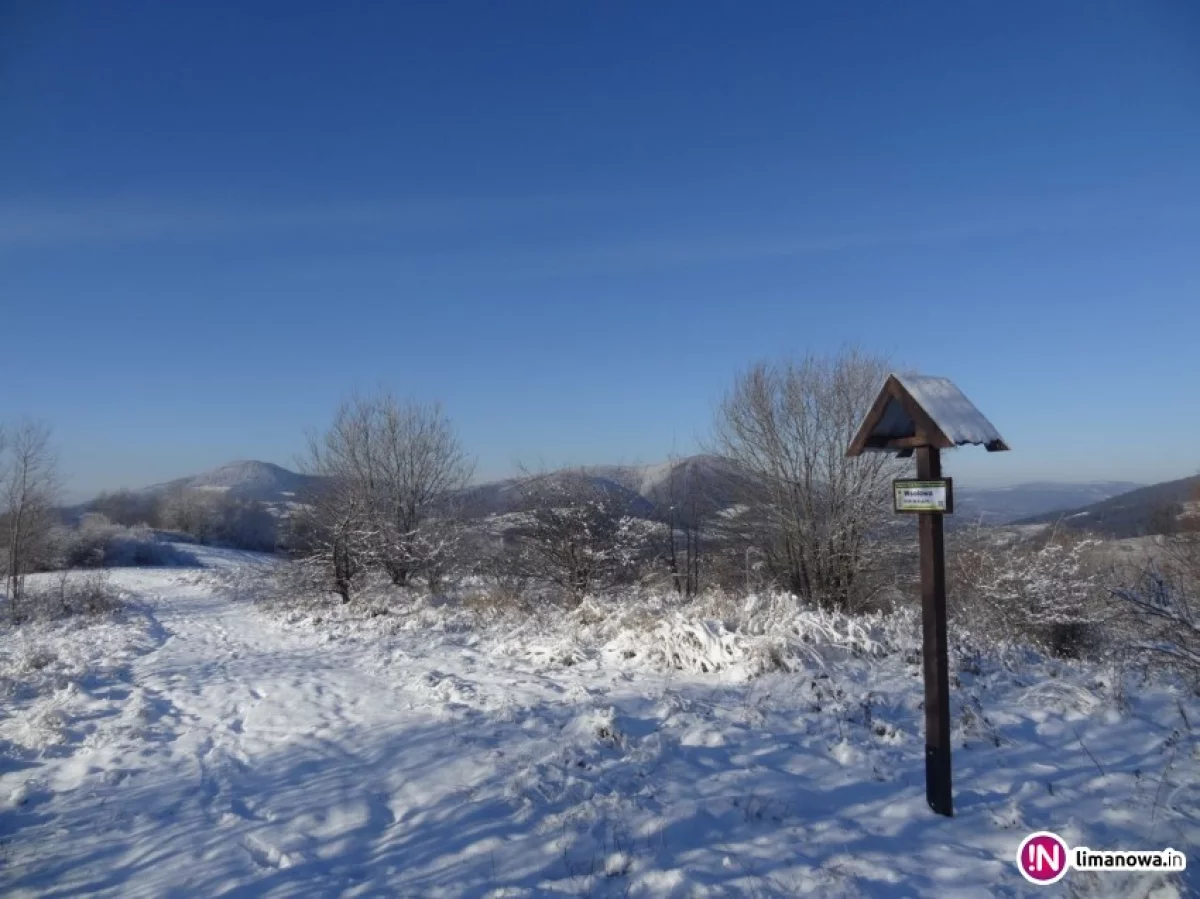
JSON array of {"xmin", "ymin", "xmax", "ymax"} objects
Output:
[
  {"xmin": 456, "ymin": 469, "xmax": 655, "ymax": 520},
  {"xmin": 590, "ymin": 455, "xmax": 747, "ymax": 520},
  {"xmin": 953, "ymin": 481, "xmax": 1144, "ymax": 526},
  {"xmin": 459, "ymin": 460, "xmax": 1135, "ymax": 529},
  {"xmin": 102, "ymin": 458, "xmax": 1158, "ymax": 534},
  {"xmin": 140, "ymin": 461, "xmax": 321, "ymax": 505},
  {"xmin": 635, "ymin": 455, "xmax": 749, "ymax": 522},
  {"xmin": 1013, "ymin": 475, "xmax": 1200, "ymax": 537},
  {"xmin": 456, "ymin": 455, "xmax": 745, "ymax": 524}
]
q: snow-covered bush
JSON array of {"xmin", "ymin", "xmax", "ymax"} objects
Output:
[
  {"xmin": 17, "ymin": 571, "xmax": 123, "ymax": 623},
  {"xmin": 626, "ymin": 602, "xmax": 902, "ymax": 677},
  {"xmin": 87, "ymin": 487, "xmax": 161, "ymax": 527},
  {"xmin": 461, "ymin": 570, "xmax": 535, "ymax": 615},
  {"xmin": 155, "ymin": 487, "xmax": 278, "ymax": 550},
  {"xmin": 950, "ymin": 529, "xmax": 1107, "ymax": 658},
  {"xmin": 1110, "ymin": 534, "xmax": 1200, "ymax": 688},
  {"xmin": 85, "ymin": 487, "xmax": 279, "ymax": 551},
  {"xmin": 498, "ymin": 473, "xmax": 653, "ymax": 604},
  {"xmin": 58, "ymin": 515, "xmax": 199, "ymax": 570},
  {"xmin": 489, "ymin": 587, "xmax": 922, "ymax": 680}
]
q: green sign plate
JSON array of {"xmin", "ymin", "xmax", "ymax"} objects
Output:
[{"xmin": 894, "ymin": 478, "xmax": 953, "ymax": 514}]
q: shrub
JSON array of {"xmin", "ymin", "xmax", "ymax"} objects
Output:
[
  {"xmin": 949, "ymin": 528, "xmax": 1108, "ymax": 658},
  {"xmin": 59, "ymin": 516, "xmax": 199, "ymax": 569},
  {"xmin": 1110, "ymin": 534, "xmax": 1200, "ymax": 688},
  {"xmin": 19, "ymin": 571, "xmax": 123, "ymax": 622}
]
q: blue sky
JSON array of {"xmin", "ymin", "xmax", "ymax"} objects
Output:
[{"xmin": 1, "ymin": 1, "xmax": 1198, "ymax": 498}]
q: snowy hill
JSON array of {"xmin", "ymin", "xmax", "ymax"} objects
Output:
[
  {"xmin": 1013, "ymin": 475, "xmax": 1200, "ymax": 537},
  {"xmin": 457, "ymin": 468, "xmax": 656, "ymax": 519},
  {"xmin": 112, "ymin": 459, "xmax": 1144, "ymax": 529},
  {"xmin": 456, "ymin": 456, "xmax": 744, "ymax": 524},
  {"xmin": 139, "ymin": 460, "xmax": 322, "ymax": 505},
  {"xmin": 954, "ymin": 480, "xmax": 1144, "ymax": 526},
  {"xmin": 606, "ymin": 454, "xmax": 748, "ymax": 520}
]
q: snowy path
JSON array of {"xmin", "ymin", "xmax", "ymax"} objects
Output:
[
  {"xmin": 2, "ymin": 571, "xmax": 708, "ymax": 897},
  {"xmin": 0, "ymin": 572, "xmax": 595, "ymax": 897},
  {"xmin": 2, "ymin": 563, "xmax": 1197, "ymax": 897}
]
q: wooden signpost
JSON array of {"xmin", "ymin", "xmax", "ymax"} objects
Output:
[{"xmin": 848, "ymin": 374, "xmax": 1008, "ymax": 817}]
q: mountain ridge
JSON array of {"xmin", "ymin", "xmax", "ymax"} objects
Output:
[
  {"xmin": 953, "ymin": 480, "xmax": 1143, "ymax": 526},
  {"xmin": 103, "ymin": 457, "xmax": 1148, "ymax": 527},
  {"xmin": 1013, "ymin": 475, "xmax": 1200, "ymax": 537}
]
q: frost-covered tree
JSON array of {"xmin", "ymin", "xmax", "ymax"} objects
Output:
[
  {"xmin": 287, "ymin": 475, "xmax": 377, "ymax": 603},
  {"xmin": 1110, "ymin": 533, "xmax": 1200, "ymax": 685},
  {"xmin": 504, "ymin": 470, "xmax": 650, "ymax": 603},
  {"xmin": 158, "ymin": 487, "xmax": 215, "ymax": 539},
  {"xmin": 711, "ymin": 348, "xmax": 904, "ymax": 611},
  {"xmin": 298, "ymin": 391, "xmax": 472, "ymax": 594},
  {"xmin": 652, "ymin": 454, "xmax": 707, "ymax": 597},
  {"xmin": 0, "ymin": 421, "xmax": 62, "ymax": 621},
  {"xmin": 90, "ymin": 489, "xmax": 162, "ymax": 528},
  {"xmin": 156, "ymin": 488, "xmax": 276, "ymax": 551},
  {"xmin": 951, "ymin": 529, "xmax": 1104, "ymax": 656},
  {"xmin": 358, "ymin": 394, "xmax": 472, "ymax": 586}
]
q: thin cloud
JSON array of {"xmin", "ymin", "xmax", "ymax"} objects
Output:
[
  {"xmin": 0, "ymin": 193, "xmax": 597, "ymax": 251},
  {"xmin": 418, "ymin": 218, "xmax": 1093, "ymax": 282},
  {"xmin": 450, "ymin": 192, "xmax": 1198, "ymax": 280},
  {"xmin": 3, "ymin": 187, "xmax": 1190, "ymax": 279}
]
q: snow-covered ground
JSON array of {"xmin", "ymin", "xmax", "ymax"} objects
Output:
[{"xmin": 1, "ymin": 549, "xmax": 1196, "ymax": 897}]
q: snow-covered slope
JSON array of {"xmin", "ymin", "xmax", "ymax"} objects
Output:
[
  {"xmin": 140, "ymin": 460, "xmax": 321, "ymax": 504},
  {"xmin": 459, "ymin": 455, "xmax": 745, "ymax": 523},
  {"xmin": 1014, "ymin": 475, "xmax": 1200, "ymax": 537},
  {"xmin": 457, "ymin": 469, "xmax": 656, "ymax": 520},
  {"xmin": 954, "ymin": 481, "xmax": 1144, "ymax": 527},
  {"xmin": 1, "ymin": 557, "xmax": 1195, "ymax": 897}
]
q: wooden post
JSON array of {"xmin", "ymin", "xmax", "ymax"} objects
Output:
[
  {"xmin": 916, "ymin": 445, "xmax": 953, "ymax": 816},
  {"xmin": 848, "ymin": 373, "xmax": 1007, "ymax": 817}
]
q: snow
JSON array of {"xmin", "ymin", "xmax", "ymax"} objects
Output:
[
  {"xmin": 894, "ymin": 374, "xmax": 1008, "ymax": 449},
  {"xmin": 1, "ymin": 552, "xmax": 1197, "ymax": 897}
]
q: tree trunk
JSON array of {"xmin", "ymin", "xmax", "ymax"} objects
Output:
[
  {"xmin": 333, "ymin": 536, "xmax": 353, "ymax": 603},
  {"xmin": 692, "ymin": 535, "xmax": 699, "ymax": 596},
  {"xmin": 8, "ymin": 503, "xmax": 25, "ymax": 622}
]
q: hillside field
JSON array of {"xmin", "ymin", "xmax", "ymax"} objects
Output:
[{"xmin": 0, "ymin": 548, "xmax": 1196, "ymax": 897}]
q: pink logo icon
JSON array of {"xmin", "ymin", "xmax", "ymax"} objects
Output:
[{"xmin": 1016, "ymin": 831, "xmax": 1070, "ymax": 885}]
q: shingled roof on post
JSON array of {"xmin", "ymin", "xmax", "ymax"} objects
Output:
[{"xmin": 847, "ymin": 373, "xmax": 1009, "ymax": 458}]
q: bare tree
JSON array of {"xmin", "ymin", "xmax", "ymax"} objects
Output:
[
  {"xmin": 297, "ymin": 391, "xmax": 473, "ymax": 596},
  {"xmin": 710, "ymin": 348, "xmax": 904, "ymax": 611},
  {"xmin": 652, "ymin": 455, "xmax": 707, "ymax": 598},
  {"xmin": 1110, "ymin": 531, "xmax": 1200, "ymax": 684},
  {"xmin": 1, "ymin": 421, "xmax": 63, "ymax": 621},
  {"xmin": 288, "ymin": 475, "xmax": 377, "ymax": 603},
  {"xmin": 369, "ymin": 394, "xmax": 473, "ymax": 585},
  {"xmin": 503, "ymin": 468, "xmax": 649, "ymax": 604},
  {"xmin": 158, "ymin": 487, "xmax": 216, "ymax": 540},
  {"xmin": 151, "ymin": 486, "xmax": 277, "ymax": 551},
  {"xmin": 90, "ymin": 489, "xmax": 162, "ymax": 528}
]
